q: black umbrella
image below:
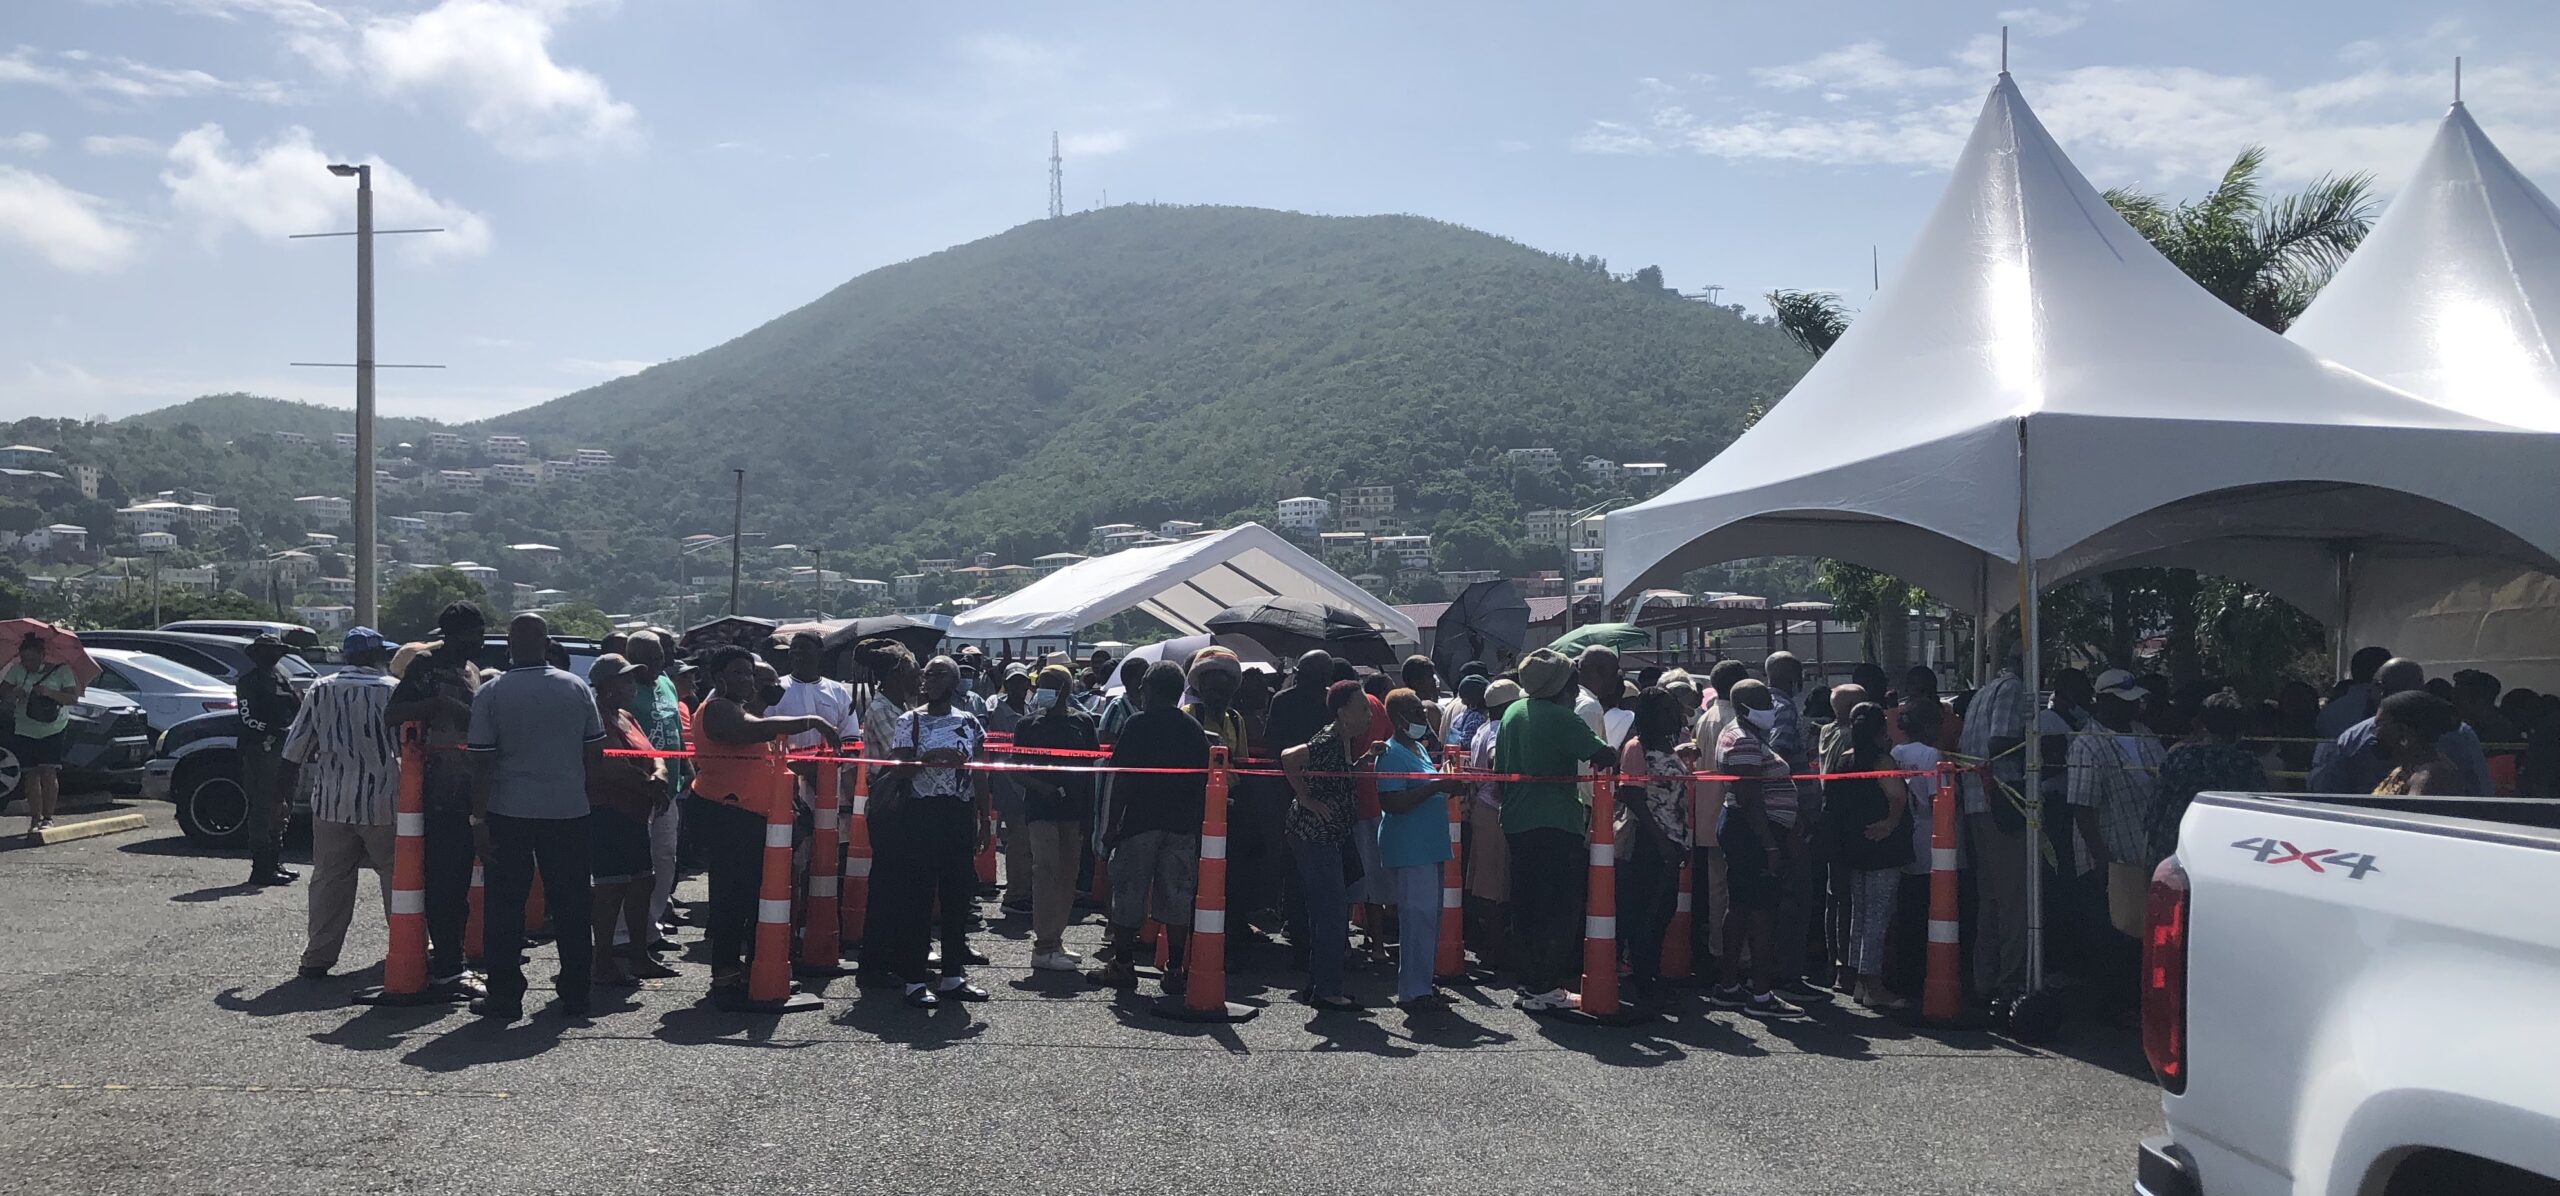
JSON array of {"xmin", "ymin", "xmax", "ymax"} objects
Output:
[
  {"xmin": 818, "ymin": 615, "xmax": 948, "ymax": 661},
  {"xmin": 1433, "ymin": 579, "xmax": 1530, "ymax": 684},
  {"xmin": 1205, "ymin": 597, "xmax": 1396, "ymax": 669}
]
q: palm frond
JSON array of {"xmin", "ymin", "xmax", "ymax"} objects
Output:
[
  {"xmin": 2103, "ymin": 187, "xmax": 2172, "ymax": 242},
  {"xmin": 1765, "ymin": 289, "xmax": 1850, "ymax": 359}
]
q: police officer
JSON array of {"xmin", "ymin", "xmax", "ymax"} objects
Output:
[{"xmin": 237, "ymin": 634, "xmax": 303, "ymax": 887}]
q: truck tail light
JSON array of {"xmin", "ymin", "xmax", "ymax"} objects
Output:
[{"xmin": 2142, "ymin": 855, "xmax": 2191, "ymax": 1094}]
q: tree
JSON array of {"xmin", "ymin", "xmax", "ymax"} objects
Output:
[
  {"xmin": 1765, "ymin": 289, "xmax": 1849, "ymax": 356},
  {"xmin": 541, "ymin": 600, "xmax": 615, "ymax": 640},
  {"xmin": 67, "ymin": 588, "xmax": 273, "ymax": 630},
  {"xmin": 381, "ymin": 567, "xmax": 488, "ymax": 643},
  {"xmin": 2104, "ymin": 147, "xmax": 2375, "ymax": 333},
  {"xmin": 1630, "ymin": 264, "xmax": 1665, "ymax": 291}
]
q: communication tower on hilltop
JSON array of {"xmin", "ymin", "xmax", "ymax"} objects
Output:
[{"xmin": 1048, "ymin": 132, "xmax": 1064, "ymax": 219}]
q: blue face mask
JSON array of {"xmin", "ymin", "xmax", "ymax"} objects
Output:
[{"xmin": 1404, "ymin": 722, "xmax": 1430, "ymax": 740}]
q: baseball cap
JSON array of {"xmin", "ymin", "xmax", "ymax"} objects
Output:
[
  {"xmin": 341, "ymin": 626, "xmax": 390, "ymax": 658},
  {"xmin": 587, "ymin": 653, "xmax": 642, "ymax": 686},
  {"xmin": 2092, "ymin": 668, "xmax": 2149, "ymax": 701},
  {"xmin": 1483, "ymin": 678, "xmax": 1525, "ymax": 709}
]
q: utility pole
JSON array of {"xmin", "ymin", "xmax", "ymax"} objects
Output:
[
  {"xmin": 1048, "ymin": 132, "xmax": 1064, "ymax": 220},
  {"xmin": 809, "ymin": 545, "xmax": 825, "ymax": 617},
  {"xmin": 293, "ymin": 161, "xmax": 443, "ymax": 631},
  {"xmin": 729, "ymin": 468, "xmax": 745, "ymax": 617}
]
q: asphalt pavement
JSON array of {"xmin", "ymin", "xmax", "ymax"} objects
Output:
[{"xmin": 0, "ymin": 807, "xmax": 2163, "ymax": 1195}]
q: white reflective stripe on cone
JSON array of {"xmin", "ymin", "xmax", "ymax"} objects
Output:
[
  {"xmin": 1928, "ymin": 920, "xmax": 1961, "ymax": 944},
  {"xmin": 758, "ymin": 898, "xmax": 792, "ymax": 923},
  {"xmin": 1440, "ymin": 888, "xmax": 1462, "ymax": 909},
  {"xmin": 1932, "ymin": 847, "xmax": 1959, "ymax": 870},
  {"xmin": 390, "ymin": 889, "xmax": 425, "ymax": 915},
  {"xmin": 764, "ymin": 823, "xmax": 793, "ymax": 849},
  {"xmin": 395, "ymin": 812, "xmax": 425, "ymax": 837},
  {"xmin": 851, "ymin": 796, "xmax": 868, "ymax": 816},
  {"xmin": 1584, "ymin": 915, "xmax": 1617, "ymax": 939},
  {"xmin": 807, "ymin": 875, "xmax": 838, "ymax": 898},
  {"xmin": 1192, "ymin": 909, "xmax": 1224, "ymax": 935},
  {"xmin": 1446, "ymin": 823, "xmax": 1461, "ymax": 844},
  {"xmin": 1588, "ymin": 843, "xmax": 1613, "ymax": 867},
  {"xmin": 845, "ymin": 858, "xmax": 872, "ymax": 878},
  {"xmin": 1675, "ymin": 892, "xmax": 1693, "ymax": 912},
  {"xmin": 1199, "ymin": 834, "xmax": 1227, "ymax": 861}
]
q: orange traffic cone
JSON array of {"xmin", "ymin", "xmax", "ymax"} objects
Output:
[
  {"xmin": 839, "ymin": 761, "xmax": 871, "ymax": 949},
  {"xmin": 1661, "ymin": 780, "xmax": 1696, "ymax": 982},
  {"xmin": 1564, "ymin": 773, "xmax": 1647, "ymax": 1025},
  {"xmin": 1159, "ymin": 745, "xmax": 1254, "ymax": 1022},
  {"xmin": 355, "ymin": 725, "xmax": 466, "ymax": 1005},
  {"xmin": 463, "ymin": 860, "xmax": 486, "ymax": 964},
  {"xmin": 797, "ymin": 755, "xmax": 850, "ymax": 977},
  {"xmin": 1434, "ymin": 745, "xmax": 1467, "ymax": 980},
  {"xmin": 1922, "ymin": 761, "xmax": 1965, "ymax": 1023},
  {"xmin": 731, "ymin": 745, "xmax": 822, "ymax": 1013},
  {"xmin": 1147, "ymin": 918, "xmax": 1169, "ymax": 972}
]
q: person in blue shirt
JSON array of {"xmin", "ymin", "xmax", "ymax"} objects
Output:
[{"xmin": 1374, "ymin": 687, "xmax": 1469, "ymax": 1012}]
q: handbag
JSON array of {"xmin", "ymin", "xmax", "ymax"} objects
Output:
[{"xmin": 22, "ymin": 665, "xmax": 65, "ymax": 723}]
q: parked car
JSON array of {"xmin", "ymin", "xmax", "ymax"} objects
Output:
[
  {"xmin": 474, "ymin": 635, "xmax": 602, "ymax": 680},
  {"xmin": 76, "ymin": 630, "xmax": 322, "ymax": 694},
  {"xmin": 158, "ymin": 620, "xmax": 322, "ymax": 658},
  {"xmin": 2136, "ymin": 790, "xmax": 2560, "ymax": 1196},
  {"xmin": 145, "ymin": 709, "xmax": 261, "ymax": 846},
  {"xmin": 0, "ymin": 689, "xmax": 152, "ymax": 812},
  {"xmin": 84, "ymin": 647, "xmax": 237, "ymax": 737}
]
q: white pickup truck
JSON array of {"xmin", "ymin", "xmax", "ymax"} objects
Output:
[{"xmin": 2136, "ymin": 791, "xmax": 2560, "ymax": 1196}]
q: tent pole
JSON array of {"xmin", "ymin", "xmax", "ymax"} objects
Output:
[
  {"xmin": 2333, "ymin": 543, "xmax": 2356, "ymax": 679},
  {"xmin": 2017, "ymin": 417, "xmax": 2047, "ymax": 999},
  {"xmin": 1972, "ymin": 557, "xmax": 1989, "ymax": 689}
]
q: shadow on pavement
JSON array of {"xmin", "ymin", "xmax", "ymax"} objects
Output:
[
  {"xmin": 832, "ymin": 990, "xmax": 992, "ymax": 1050},
  {"xmin": 171, "ymin": 881, "xmax": 266, "ymax": 903},
  {"xmin": 399, "ymin": 1012, "xmax": 573, "ymax": 1071}
]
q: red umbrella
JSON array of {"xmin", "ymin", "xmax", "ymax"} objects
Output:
[{"xmin": 0, "ymin": 619, "xmax": 102, "ymax": 688}]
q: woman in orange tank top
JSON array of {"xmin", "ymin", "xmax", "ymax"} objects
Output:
[{"xmin": 686, "ymin": 645, "xmax": 841, "ymax": 996}]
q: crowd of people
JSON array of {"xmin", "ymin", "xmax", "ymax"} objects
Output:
[{"xmin": 217, "ymin": 601, "xmax": 2558, "ymax": 1027}]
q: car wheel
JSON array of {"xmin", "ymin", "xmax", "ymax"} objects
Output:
[
  {"xmin": 171, "ymin": 754, "xmax": 249, "ymax": 848},
  {"xmin": 0, "ymin": 742, "xmax": 18, "ymax": 814}
]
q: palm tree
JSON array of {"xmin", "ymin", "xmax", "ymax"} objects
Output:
[
  {"xmin": 1766, "ymin": 288, "xmax": 1923, "ymax": 672},
  {"xmin": 2103, "ymin": 146, "xmax": 2376, "ymax": 333}
]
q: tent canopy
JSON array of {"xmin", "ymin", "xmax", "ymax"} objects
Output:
[
  {"xmin": 2289, "ymin": 102, "xmax": 2560, "ymax": 432},
  {"xmin": 947, "ymin": 523, "xmax": 1418, "ymax": 644},
  {"xmin": 1605, "ymin": 73, "xmax": 2560, "ymax": 617}
]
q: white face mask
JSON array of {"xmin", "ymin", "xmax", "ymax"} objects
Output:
[
  {"xmin": 1743, "ymin": 706, "xmax": 1779, "ymax": 732},
  {"xmin": 1030, "ymin": 690, "xmax": 1058, "ymax": 713},
  {"xmin": 1404, "ymin": 722, "xmax": 1430, "ymax": 740}
]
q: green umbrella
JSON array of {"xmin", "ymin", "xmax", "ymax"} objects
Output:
[{"xmin": 1546, "ymin": 623, "xmax": 1651, "ymax": 654}]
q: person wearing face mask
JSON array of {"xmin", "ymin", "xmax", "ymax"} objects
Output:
[
  {"xmin": 621, "ymin": 632, "xmax": 688, "ymax": 952},
  {"xmin": 1090, "ymin": 662, "xmax": 1211, "ymax": 995},
  {"xmin": 1374, "ymin": 688, "xmax": 1471, "ymax": 1011},
  {"xmin": 688, "ymin": 645, "xmax": 842, "ymax": 1003},
  {"xmin": 1012, "ymin": 666, "xmax": 1098, "ymax": 970},
  {"xmin": 983, "ymin": 665, "xmax": 1036, "ymax": 916},
  {"xmin": 1706, "ymin": 679, "xmax": 1810, "ymax": 1020},
  {"xmin": 878, "ymin": 655, "xmax": 996, "ymax": 1008},
  {"xmin": 2065, "ymin": 669, "xmax": 2165, "ymax": 1018}
]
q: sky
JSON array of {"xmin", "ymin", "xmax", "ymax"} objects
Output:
[{"xmin": 5, "ymin": 0, "xmax": 2558, "ymax": 422}]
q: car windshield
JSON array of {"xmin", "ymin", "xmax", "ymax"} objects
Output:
[{"xmin": 100, "ymin": 651, "xmax": 231, "ymax": 691}]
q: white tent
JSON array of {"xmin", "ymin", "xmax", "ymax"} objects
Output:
[
  {"xmin": 1604, "ymin": 74, "xmax": 2560, "ymax": 632},
  {"xmin": 947, "ymin": 523, "xmax": 1418, "ymax": 644},
  {"xmin": 2282, "ymin": 102, "xmax": 2560, "ymax": 687}
]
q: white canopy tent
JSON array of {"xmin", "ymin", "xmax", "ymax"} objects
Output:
[
  {"xmin": 2279, "ymin": 101, "xmax": 2560, "ymax": 688},
  {"xmin": 947, "ymin": 523, "xmax": 1418, "ymax": 645},
  {"xmin": 1605, "ymin": 73, "xmax": 2560, "ymax": 631}
]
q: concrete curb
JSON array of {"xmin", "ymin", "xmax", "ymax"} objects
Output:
[{"xmin": 31, "ymin": 812, "xmax": 147, "ymax": 846}]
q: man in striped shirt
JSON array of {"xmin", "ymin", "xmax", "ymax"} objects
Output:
[{"xmin": 286, "ymin": 627, "xmax": 403, "ymax": 981}]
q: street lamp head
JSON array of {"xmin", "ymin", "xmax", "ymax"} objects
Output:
[{"xmin": 327, "ymin": 163, "xmax": 361, "ymax": 177}]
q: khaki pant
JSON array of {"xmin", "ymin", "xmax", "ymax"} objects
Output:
[
  {"xmin": 304, "ymin": 819, "xmax": 396, "ymax": 970},
  {"xmin": 1966, "ymin": 811, "xmax": 2030, "ymax": 1001},
  {"xmin": 1024, "ymin": 819, "xmax": 1086, "ymax": 954},
  {"xmin": 2107, "ymin": 861, "xmax": 2151, "ymax": 939}
]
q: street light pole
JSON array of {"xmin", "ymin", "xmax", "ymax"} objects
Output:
[
  {"xmin": 809, "ymin": 545, "xmax": 825, "ymax": 617},
  {"xmin": 331, "ymin": 163, "xmax": 378, "ymax": 630},
  {"xmin": 729, "ymin": 468, "xmax": 745, "ymax": 617}
]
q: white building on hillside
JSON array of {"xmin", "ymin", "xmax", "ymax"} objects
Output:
[
  {"xmin": 433, "ymin": 470, "xmax": 481, "ymax": 494},
  {"xmin": 1373, "ymin": 534, "xmax": 1434, "ymax": 572},
  {"xmin": 484, "ymin": 463, "xmax": 541, "ymax": 487},
  {"xmin": 135, "ymin": 531, "xmax": 178, "ymax": 553},
  {"xmin": 294, "ymin": 494, "xmax": 351, "ymax": 527},
  {"xmin": 1158, "ymin": 520, "xmax": 1203, "ymax": 539},
  {"xmin": 1523, "ymin": 508, "xmax": 1574, "ymax": 547},
  {"xmin": 1502, "ymin": 447, "xmax": 1560, "ymax": 471},
  {"xmin": 1275, "ymin": 496, "xmax": 1330, "ymax": 532},
  {"xmin": 429, "ymin": 432, "xmax": 467, "ymax": 453},
  {"xmin": 485, "ymin": 434, "xmax": 531, "ymax": 462},
  {"xmin": 1032, "ymin": 552, "xmax": 1086, "ymax": 576}
]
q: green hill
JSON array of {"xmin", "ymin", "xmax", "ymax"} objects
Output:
[
  {"xmin": 122, "ymin": 392, "xmax": 456, "ymax": 447},
  {"xmin": 74, "ymin": 205, "xmax": 1813, "ymax": 615}
]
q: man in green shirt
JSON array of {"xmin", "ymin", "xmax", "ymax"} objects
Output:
[{"xmin": 1494, "ymin": 649, "xmax": 1617, "ymax": 1011}]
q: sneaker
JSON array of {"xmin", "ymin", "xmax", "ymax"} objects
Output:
[
  {"xmin": 1516, "ymin": 988, "xmax": 1580, "ymax": 1012},
  {"xmin": 1030, "ymin": 950, "xmax": 1083, "ymax": 971},
  {"xmin": 1745, "ymin": 991, "xmax": 1810, "ymax": 1021},
  {"xmin": 296, "ymin": 964, "xmax": 332, "ymax": 981},
  {"xmin": 469, "ymin": 996, "xmax": 523, "ymax": 1022},
  {"xmin": 1000, "ymin": 897, "xmax": 1034, "ymax": 917},
  {"xmin": 1704, "ymin": 984, "xmax": 1753, "ymax": 1010},
  {"xmin": 1777, "ymin": 978, "xmax": 1834, "ymax": 1003}
]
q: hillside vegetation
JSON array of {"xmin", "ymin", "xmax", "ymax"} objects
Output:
[{"xmin": 82, "ymin": 205, "xmax": 1813, "ymax": 613}]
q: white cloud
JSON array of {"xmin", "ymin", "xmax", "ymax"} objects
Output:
[
  {"xmin": 0, "ymin": 46, "xmax": 297, "ymax": 104},
  {"xmin": 1997, "ymin": 6, "xmax": 2088, "ymax": 37},
  {"xmin": 161, "ymin": 124, "xmax": 493, "ymax": 261},
  {"xmin": 0, "ymin": 165, "xmax": 138, "ymax": 271},
  {"xmin": 0, "ymin": 132, "xmax": 48, "ymax": 154},
  {"xmin": 1577, "ymin": 31, "xmax": 2560, "ymax": 184},
  {"xmin": 305, "ymin": 0, "xmax": 639, "ymax": 159},
  {"xmin": 82, "ymin": 133, "xmax": 160, "ymax": 157},
  {"xmin": 91, "ymin": 0, "xmax": 351, "ymax": 31}
]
